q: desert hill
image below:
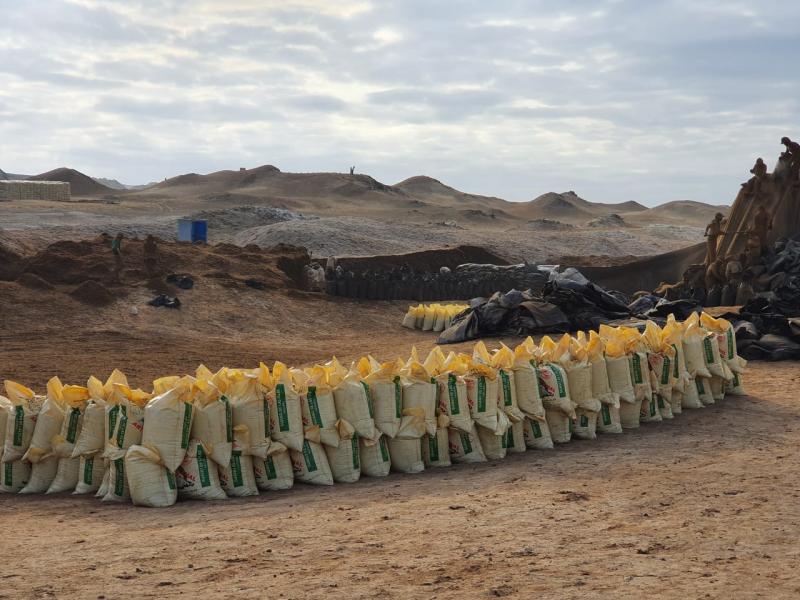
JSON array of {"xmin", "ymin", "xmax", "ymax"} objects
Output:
[
  {"xmin": 30, "ymin": 167, "xmax": 113, "ymax": 196},
  {"xmin": 624, "ymin": 200, "xmax": 729, "ymax": 226},
  {"xmin": 514, "ymin": 191, "xmax": 648, "ymax": 222}
]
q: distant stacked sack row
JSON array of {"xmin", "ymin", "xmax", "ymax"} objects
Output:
[
  {"xmin": 401, "ymin": 303, "xmax": 468, "ymax": 332},
  {"xmin": 0, "ymin": 313, "xmax": 745, "ymax": 507}
]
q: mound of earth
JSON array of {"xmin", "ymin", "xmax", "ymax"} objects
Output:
[
  {"xmin": 16, "ymin": 272, "xmax": 54, "ymax": 290},
  {"xmin": 528, "ymin": 218, "xmax": 573, "ymax": 230},
  {"xmin": 70, "ymin": 280, "xmax": 114, "ymax": 306},
  {"xmin": 587, "ymin": 213, "xmax": 626, "ymax": 228},
  {"xmin": 335, "ymin": 245, "xmax": 509, "ymax": 273},
  {"xmin": 29, "ymin": 168, "xmax": 113, "ymax": 196},
  {"xmin": 628, "ymin": 200, "xmax": 729, "ymax": 227},
  {"xmin": 190, "ymin": 206, "xmax": 303, "ymax": 232}
]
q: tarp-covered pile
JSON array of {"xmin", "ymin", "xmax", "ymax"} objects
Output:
[
  {"xmin": 438, "ymin": 268, "xmax": 630, "ymax": 344},
  {"xmin": 0, "ymin": 314, "xmax": 745, "ymax": 507}
]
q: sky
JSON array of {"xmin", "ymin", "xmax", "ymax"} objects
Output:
[{"xmin": 1, "ymin": 0, "xmax": 798, "ymax": 205}]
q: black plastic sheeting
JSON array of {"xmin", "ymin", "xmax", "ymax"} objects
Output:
[{"xmin": 438, "ymin": 269, "xmax": 630, "ymax": 344}]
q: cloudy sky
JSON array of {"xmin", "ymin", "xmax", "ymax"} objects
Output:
[{"xmin": 1, "ymin": 0, "xmax": 798, "ymax": 205}]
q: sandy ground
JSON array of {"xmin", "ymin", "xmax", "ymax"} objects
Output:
[
  {"xmin": 1, "ymin": 278, "xmax": 799, "ymax": 599},
  {"xmin": 1, "ymin": 362, "xmax": 798, "ymax": 600}
]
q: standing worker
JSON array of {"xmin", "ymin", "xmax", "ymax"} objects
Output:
[
  {"xmin": 111, "ymin": 233, "xmax": 124, "ymax": 282},
  {"xmin": 703, "ymin": 213, "xmax": 725, "ymax": 266}
]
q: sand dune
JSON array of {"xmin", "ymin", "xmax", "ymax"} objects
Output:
[{"xmin": 29, "ymin": 167, "xmax": 113, "ymax": 196}]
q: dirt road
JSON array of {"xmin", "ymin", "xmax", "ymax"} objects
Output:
[{"xmin": 2, "ymin": 361, "xmax": 799, "ymax": 599}]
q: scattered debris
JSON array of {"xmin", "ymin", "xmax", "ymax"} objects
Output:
[{"xmin": 148, "ymin": 294, "xmax": 181, "ymax": 309}]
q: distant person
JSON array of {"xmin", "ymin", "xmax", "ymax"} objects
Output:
[
  {"xmin": 111, "ymin": 233, "xmax": 124, "ymax": 282},
  {"xmin": 703, "ymin": 213, "xmax": 726, "ymax": 266},
  {"xmin": 349, "ymin": 166, "xmax": 355, "ymax": 175}
]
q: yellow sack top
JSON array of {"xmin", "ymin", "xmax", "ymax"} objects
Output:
[
  {"xmin": 490, "ymin": 343, "xmax": 515, "ymax": 370},
  {"xmin": 46, "ymin": 376, "xmax": 65, "ymax": 407},
  {"xmin": 423, "ymin": 346, "xmax": 446, "ymax": 376},
  {"xmin": 700, "ymin": 312, "xmax": 732, "ymax": 333},
  {"xmin": 567, "ymin": 335, "xmax": 588, "ymax": 364},
  {"xmin": 360, "ymin": 356, "xmax": 399, "ymax": 384},
  {"xmin": 460, "ymin": 353, "xmax": 497, "ymax": 379},
  {"xmin": 226, "ymin": 368, "xmax": 261, "ymax": 399},
  {"xmin": 192, "ymin": 378, "xmax": 221, "ymax": 407},
  {"xmin": 290, "ymin": 367, "xmax": 311, "ymax": 394},
  {"xmin": 304, "ymin": 364, "xmax": 333, "ymax": 393},
  {"xmin": 86, "ymin": 376, "xmax": 105, "ymax": 402},
  {"xmin": 441, "ymin": 351, "xmax": 469, "ymax": 376},
  {"xmin": 662, "ymin": 316, "xmax": 683, "ymax": 347},
  {"xmin": 152, "ymin": 376, "xmax": 181, "ymax": 396},
  {"xmin": 3, "ymin": 380, "xmax": 36, "ymax": 407},
  {"xmin": 513, "ymin": 340, "xmax": 535, "ymax": 368},
  {"xmin": 61, "ymin": 385, "xmax": 90, "ymax": 408},
  {"xmin": 111, "ymin": 383, "xmax": 152, "ymax": 407},
  {"xmin": 256, "ymin": 362, "xmax": 272, "ymax": 389},
  {"xmin": 272, "ymin": 361, "xmax": 297, "ymax": 390},
  {"xmin": 400, "ymin": 346, "xmax": 433, "ymax": 383},
  {"xmin": 586, "ymin": 331, "xmax": 605, "ymax": 362},
  {"xmin": 472, "ymin": 340, "xmax": 493, "ymax": 366}
]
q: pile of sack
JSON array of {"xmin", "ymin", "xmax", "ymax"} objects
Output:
[
  {"xmin": 0, "ymin": 313, "xmax": 746, "ymax": 508},
  {"xmin": 401, "ymin": 303, "xmax": 469, "ymax": 332}
]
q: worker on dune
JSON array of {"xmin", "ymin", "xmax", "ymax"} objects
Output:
[{"xmin": 111, "ymin": 233, "xmax": 124, "ymax": 282}]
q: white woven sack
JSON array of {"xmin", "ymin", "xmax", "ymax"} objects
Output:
[
  {"xmin": 522, "ymin": 416, "xmax": 554, "ymax": 449},
  {"xmin": 228, "ymin": 374, "xmax": 271, "ymax": 458},
  {"xmin": 142, "ymin": 387, "xmax": 193, "ymax": 473},
  {"xmin": 332, "ymin": 380, "xmax": 377, "ymax": 441},
  {"xmin": 513, "ymin": 364, "xmax": 545, "ymax": 419},
  {"xmin": 359, "ymin": 435, "xmax": 391, "ymax": 477},
  {"xmin": 683, "ymin": 336, "xmax": 712, "ymax": 378},
  {"xmin": 301, "ymin": 384, "xmax": 340, "ymax": 448},
  {"xmin": 176, "ymin": 439, "xmax": 227, "ymax": 500},
  {"xmin": 596, "ymin": 400, "xmax": 623, "ymax": 434},
  {"xmin": 465, "ymin": 374, "xmax": 499, "ymax": 430},
  {"xmin": 220, "ymin": 450, "xmax": 258, "ymax": 497},
  {"xmin": 422, "ymin": 427, "xmax": 451, "ymax": 468},
  {"xmin": 126, "ymin": 445, "xmax": 177, "ymax": 507},
  {"xmin": 498, "ymin": 368, "xmax": 524, "ymax": 422},
  {"xmin": 109, "ymin": 403, "xmax": 145, "ymax": 452},
  {"xmin": 656, "ymin": 394, "xmax": 674, "ymax": 420},
  {"xmin": 191, "ymin": 393, "xmax": 233, "ymax": 467},
  {"xmin": 695, "ymin": 376, "xmax": 715, "ymax": 406},
  {"xmin": 268, "ymin": 382, "xmax": 304, "ymax": 452},
  {"xmin": 401, "ymin": 381, "xmax": 437, "ymax": 436},
  {"xmin": 710, "ymin": 376, "xmax": 726, "ymax": 402},
  {"xmin": 387, "ymin": 436, "xmax": 425, "ymax": 474},
  {"xmin": 477, "ymin": 424, "xmax": 507, "ymax": 461},
  {"xmin": 253, "ymin": 444, "xmax": 294, "ymax": 491},
  {"xmin": 291, "ymin": 439, "xmax": 334, "ymax": 485},
  {"xmin": 102, "ymin": 451, "xmax": 130, "ymax": 502},
  {"xmin": 448, "ymin": 423, "xmax": 486, "ymax": 464},
  {"xmin": 23, "ymin": 393, "xmax": 64, "ymax": 464},
  {"xmin": 71, "ymin": 401, "xmax": 106, "ymax": 458},
  {"xmin": 726, "ymin": 372, "xmax": 747, "ymax": 396},
  {"xmin": 325, "ymin": 432, "xmax": 360, "ymax": 484},
  {"xmin": 46, "ymin": 457, "xmax": 80, "ymax": 493},
  {"xmin": 368, "ymin": 378, "xmax": 402, "ymax": 439},
  {"xmin": 605, "ymin": 356, "xmax": 636, "ymax": 404},
  {"xmin": 545, "ymin": 409, "xmax": 572, "ymax": 443},
  {"xmin": 437, "ymin": 373, "xmax": 472, "ymax": 433},
  {"xmin": 681, "ymin": 376, "xmax": 704, "ymax": 409},
  {"xmin": 19, "ymin": 455, "xmax": 58, "ymax": 494},
  {"xmin": 74, "ymin": 452, "xmax": 105, "ymax": 494},
  {"xmin": 0, "ymin": 460, "xmax": 31, "ymax": 492},
  {"xmin": 506, "ymin": 419, "xmax": 526, "ymax": 454}
]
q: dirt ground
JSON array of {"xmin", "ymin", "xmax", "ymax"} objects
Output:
[{"xmin": 1, "ymin": 278, "xmax": 800, "ymax": 599}]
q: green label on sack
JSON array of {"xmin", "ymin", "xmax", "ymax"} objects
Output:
[
  {"xmin": 580, "ymin": 414, "xmax": 589, "ymax": 428},
  {"xmin": 532, "ymin": 420, "xmax": 543, "ymax": 438},
  {"xmin": 477, "ymin": 377, "xmax": 486, "ymax": 413},
  {"xmin": 601, "ymin": 405, "xmax": 611, "ymax": 426},
  {"xmin": 66, "ymin": 408, "xmax": 81, "ymax": 443},
  {"xmin": 379, "ymin": 436, "xmax": 390, "ymax": 462},
  {"xmin": 460, "ymin": 432, "xmax": 473, "ymax": 454},
  {"xmin": 500, "ymin": 370, "xmax": 512, "ymax": 406},
  {"xmin": 703, "ymin": 337, "xmax": 714, "ymax": 364},
  {"xmin": 114, "ymin": 458, "xmax": 125, "ymax": 497},
  {"xmin": 116, "ymin": 413, "xmax": 128, "ymax": 447},
  {"xmin": 181, "ymin": 403, "xmax": 192, "ymax": 449},
  {"xmin": 393, "ymin": 376, "xmax": 402, "ymax": 419},
  {"xmin": 657, "ymin": 395, "xmax": 665, "ymax": 409},
  {"xmin": 221, "ymin": 395, "xmax": 233, "ymax": 443},
  {"xmin": 696, "ymin": 378, "xmax": 706, "ymax": 394},
  {"xmin": 733, "ymin": 372, "xmax": 740, "ymax": 387},
  {"xmin": 631, "ymin": 354, "xmax": 643, "ymax": 384},
  {"xmin": 727, "ymin": 329, "xmax": 735, "ymax": 358},
  {"xmin": 671, "ymin": 345, "xmax": 680, "ymax": 378},
  {"xmin": 197, "ymin": 444, "xmax": 211, "ymax": 487},
  {"xmin": 166, "ymin": 469, "xmax": 176, "ymax": 490},
  {"xmin": 276, "ymin": 384, "xmax": 289, "ymax": 432},
  {"xmin": 302, "ymin": 439, "xmax": 317, "ymax": 472},
  {"xmin": 4, "ymin": 462, "xmax": 12, "ymax": 486},
  {"xmin": 83, "ymin": 457, "xmax": 94, "ymax": 485},
  {"xmin": 107, "ymin": 405, "xmax": 119, "ymax": 440},
  {"xmin": 447, "ymin": 374, "xmax": 460, "ymax": 415},
  {"xmin": 361, "ymin": 382, "xmax": 375, "ymax": 418},
  {"xmin": 230, "ymin": 451, "xmax": 244, "ymax": 487},
  {"xmin": 13, "ymin": 405, "xmax": 24, "ymax": 446},
  {"xmin": 503, "ymin": 427, "xmax": 513, "ymax": 449},
  {"xmin": 501, "ymin": 429, "xmax": 509, "ymax": 449},
  {"xmin": 661, "ymin": 357, "xmax": 671, "ymax": 385},
  {"xmin": 552, "ymin": 366, "xmax": 567, "ymax": 398},
  {"xmin": 263, "ymin": 395, "xmax": 270, "ymax": 436},
  {"xmin": 265, "ymin": 456, "xmax": 277, "ymax": 480},
  {"xmin": 351, "ymin": 436, "xmax": 360, "ymax": 470},
  {"xmin": 568, "ymin": 418, "xmax": 574, "ymax": 433},
  {"xmin": 307, "ymin": 387, "xmax": 323, "ymax": 427},
  {"xmin": 650, "ymin": 398, "xmax": 657, "ymax": 416},
  {"xmin": 428, "ymin": 435, "xmax": 439, "ymax": 462}
]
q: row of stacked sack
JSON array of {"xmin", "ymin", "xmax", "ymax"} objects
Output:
[
  {"xmin": 401, "ymin": 303, "xmax": 468, "ymax": 332},
  {"xmin": 0, "ymin": 313, "xmax": 745, "ymax": 508}
]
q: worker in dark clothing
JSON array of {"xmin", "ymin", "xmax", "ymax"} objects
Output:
[{"xmin": 111, "ymin": 233, "xmax": 124, "ymax": 282}]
